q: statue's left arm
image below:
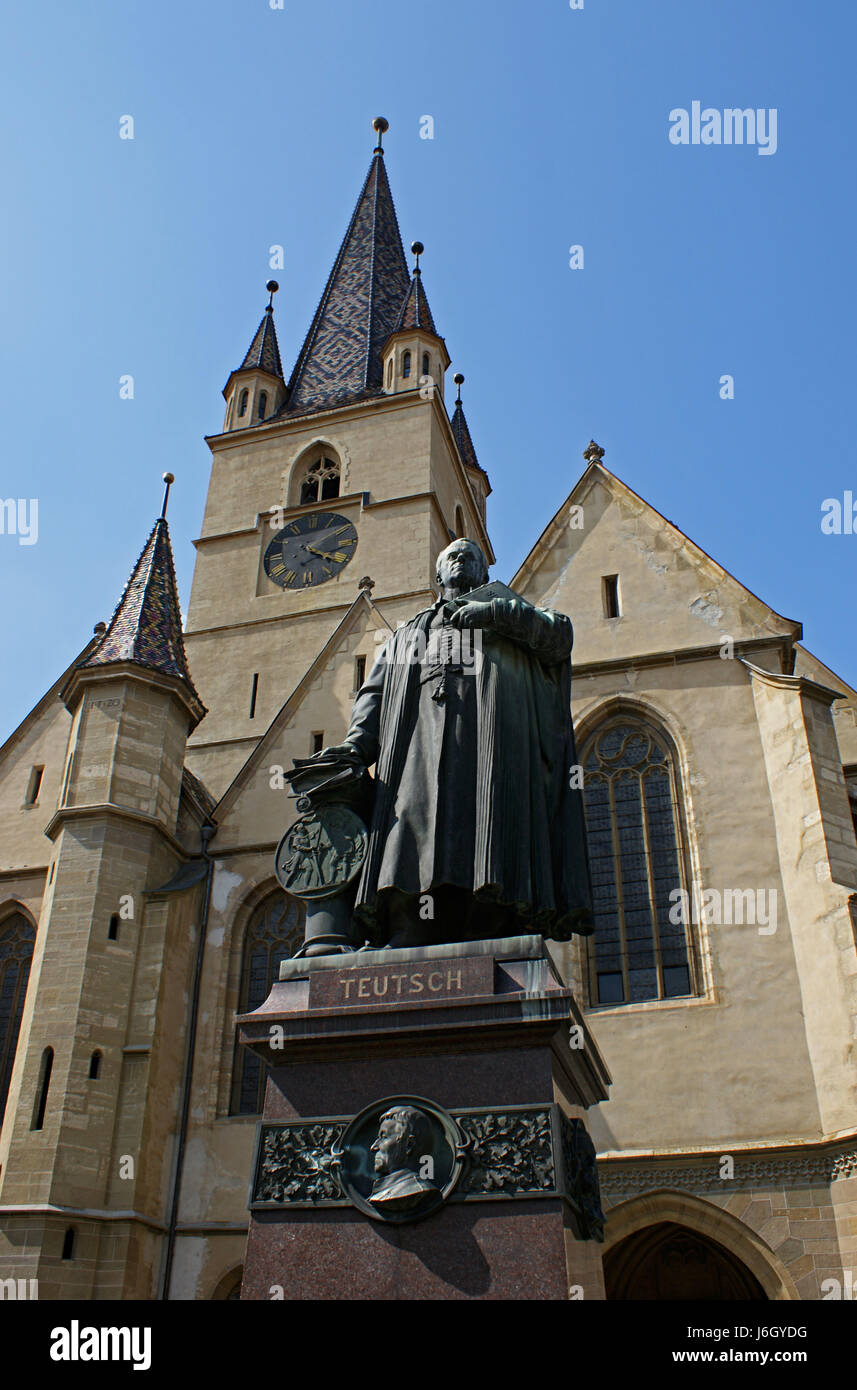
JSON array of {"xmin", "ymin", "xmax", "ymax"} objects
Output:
[{"xmin": 454, "ymin": 597, "xmax": 572, "ymax": 665}]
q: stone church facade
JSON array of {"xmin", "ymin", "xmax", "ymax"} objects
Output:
[{"xmin": 1, "ymin": 133, "xmax": 855, "ymax": 1301}]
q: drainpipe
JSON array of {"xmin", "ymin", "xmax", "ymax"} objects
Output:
[{"xmin": 160, "ymin": 820, "xmax": 216, "ymax": 1300}]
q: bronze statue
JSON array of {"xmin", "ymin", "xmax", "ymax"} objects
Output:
[{"xmin": 309, "ymin": 538, "xmax": 592, "ymax": 949}]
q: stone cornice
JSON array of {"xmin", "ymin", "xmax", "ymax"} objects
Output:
[
  {"xmin": 573, "ymin": 637, "xmax": 790, "ymax": 681},
  {"xmin": 741, "ymin": 658, "xmax": 845, "ymax": 706},
  {"xmin": 43, "ymin": 803, "xmax": 191, "ymax": 859}
]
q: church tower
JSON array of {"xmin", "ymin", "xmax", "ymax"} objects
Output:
[
  {"xmin": 0, "ymin": 486, "xmax": 209, "ymax": 1298},
  {"xmin": 183, "ymin": 119, "xmax": 493, "ymax": 796}
]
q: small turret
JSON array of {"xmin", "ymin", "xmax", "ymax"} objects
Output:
[
  {"xmin": 222, "ymin": 281, "xmax": 287, "ymax": 431},
  {"xmin": 382, "ymin": 242, "xmax": 450, "ymax": 400}
]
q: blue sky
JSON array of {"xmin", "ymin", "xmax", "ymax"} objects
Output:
[{"xmin": 1, "ymin": 0, "xmax": 854, "ymax": 736}]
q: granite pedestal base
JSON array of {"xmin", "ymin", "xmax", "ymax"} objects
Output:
[{"xmin": 237, "ymin": 935, "xmax": 611, "ymax": 1301}]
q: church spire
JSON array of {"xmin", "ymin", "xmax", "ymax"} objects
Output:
[
  {"xmin": 450, "ymin": 373, "xmax": 480, "ymax": 472},
  {"xmin": 240, "ymin": 281, "xmax": 284, "ymax": 378},
  {"xmin": 284, "ymin": 118, "xmax": 411, "ymax": 416},
  {"xmin": 221, "ymin": 281, "xmax": 287, "ymax": 432},
  {"xmin": 393, "ymin": 254, "xmax": 438, "ymax": 335},
  {"xmin": 80, "ymin": 478, "xmax": 205, "ymax": 724}
]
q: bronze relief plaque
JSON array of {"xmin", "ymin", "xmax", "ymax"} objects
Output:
[{"xmin": 332, "ymin": 1095, "xmax": 467, "ymax": 1223}]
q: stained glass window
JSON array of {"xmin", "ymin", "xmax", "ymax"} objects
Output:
[
  {"xmin": 0, "ymin": 912, "xmax": 36, "ymax": 1125},
  {"xmin": 231, "ymin": 895, "xmax": 304, "ymax": 1115},
  {"xmin": 581, "ymin": 720, "xmax": 693, "ymax": 1006}
]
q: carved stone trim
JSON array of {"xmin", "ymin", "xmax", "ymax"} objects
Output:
[{"xmin": 600, "ymin": 1145, "xmax": 857, "ymax": 1200}]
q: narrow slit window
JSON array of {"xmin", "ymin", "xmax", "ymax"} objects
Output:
[
  {"xmin": 108, "ymin": 914, "xmax": 119, "ymax": 940},
  {"xmin": 603, "ymin": 575, "xmax": 621, "ymax": 619},
  {"xmin": 25, "ymin": 766, "xmax": 44, "ymax": 805},
  {"xmin": 422, "ymin": 352, "xmax": 429, "ymax": 377},
  {"xmin": 257, "ymin": 391, "xmax": 268, "ymax": 419},
  {"xmin": 312, "ymin": 732, "xmax": 324, "ymax": 755},
  {"xmin": 355, "ymin": 655, "xmax": 366, "ymax": 689},
  {"xmin": 249, "ymin": 673, "xmax": 259, "ymax": 720},
  {"xmin": 238, "ymin": 388, "xmax": 249, "ymax": 417},
  {"xmin": 31, "ymin": 1046, "xmax": 53, "ymax": 1130},
  {"xmin": 88, "ymin": 1051, "xmax": 102, "ymax": 1080},
  {"xmin": 61, "ymin": 1228, "xmax": 75, "ymax": 1261},
  {"xmin": 387, "ymin": 358, "xmax": 393, "ymax": 388},
  {"xmin": 402, "ymin": 351, "xmax": 411, "ymax": 379}
]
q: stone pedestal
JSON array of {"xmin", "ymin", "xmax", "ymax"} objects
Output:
[{"xmin": 237, "ymin": 935, "xmax": 611, "ymax": 1301}]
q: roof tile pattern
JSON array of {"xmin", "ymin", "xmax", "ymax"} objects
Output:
[
  {"xmin": 240, "ymin": 307, "xmax": 283, "ymax": 379},
  {"xmin": 394, "ymin": 273, "xmax": 437, "ymax": 335},
  {"xmin": 282, "ymin": 153, "xmax": 411, "ymax": 416},
  {"xmin": 451, "ymin": 400, "xmax": 480, "ymax": 473},
  {"xmin": 82, "ymin": 518, "xmax": 202, "ymax": 704}
]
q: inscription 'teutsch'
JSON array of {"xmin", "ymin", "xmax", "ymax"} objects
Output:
[{"xmin": 308, "ymin": 956, "xmax": 493, "ymax": 1009}]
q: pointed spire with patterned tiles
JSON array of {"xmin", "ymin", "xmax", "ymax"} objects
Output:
[
  {"xmin": 81, "ymin": 480, "xmax": 205, "ymax": 724},
  {"xmin": 240, "ymin": 300, "xmax": 284, "ymax": 380},
  {"xmin": 283, "ymin": 118, "xmax": 411, "ymax": 416},
  {"xmin": 450, "ymin": 373, "xmax": 481, "ymax": 474},
  {"xmin": 393, "ymin": 267, "xmax": 438, "ymax": 336}
]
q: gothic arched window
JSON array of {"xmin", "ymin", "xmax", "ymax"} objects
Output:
[
  {"xmin": 402, "ymin": 351, "xmax": 411, "ymax": 379},
  {"xmin": 581, "ymin": 718, "xmax": 694, "ymax": 1006},
  {"xmin": 231, "ymin": 894, "xmax": 305, "ymax": 1115},
  {"xmin": 0, "ymin": 911, "xmax": 36, "ymax": 1124},
  {"xmin": 421, "ymin": 352, "xmax": 429, "ymax": 378},
  {"xmin": 257, "ymin": 391, "xmax": 268, "ymax": 420},
  {"xmin": 299, "ymin": 456, "xmax": 340, "ymax": 506},
  {"xmin": 238, "ymin": 388, "xmax": 249, "ymax": 417}
]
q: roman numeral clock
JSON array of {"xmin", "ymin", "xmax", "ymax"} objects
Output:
[{"xmin": 264, "ymin": 512, "xmax": 358, "ymax": 590}]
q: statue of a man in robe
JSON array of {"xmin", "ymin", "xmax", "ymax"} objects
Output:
[{"xmin": 314, "ymin": 538, "xmax": 593, "ymax": 950}]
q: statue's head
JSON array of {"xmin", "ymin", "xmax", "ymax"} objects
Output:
[
  {"xmin": 370, "ymin": 1105, "xmax": 432, "ymax": 1176},
  {"xmin": 435, "ymin": 538, "xmax": 489, "ymax": 597}
]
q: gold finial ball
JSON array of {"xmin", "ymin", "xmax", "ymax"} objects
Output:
[
  {"xmin": 372, "ymin": 116, "xmax": 389, "ymax": 135},
  {"xmin": 162, "ymin": 472, "xmax": 175, "ymax": 485},
  {"xmin": 453, "ymin": 373, "xmax": 465, "ymax": 387}
]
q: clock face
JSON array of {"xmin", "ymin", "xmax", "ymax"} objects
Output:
[{"xmin": 264, "ymin": 511, "xmax": 358, "ymax": 590}]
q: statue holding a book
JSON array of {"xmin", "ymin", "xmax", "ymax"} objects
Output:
[{"xmin": 286, "ymin": 537, "xmax": 593, "ymax": 952}]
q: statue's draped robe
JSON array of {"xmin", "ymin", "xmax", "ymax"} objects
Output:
[{"xmin": 345, "ymin": 595, "xmax": 593, "ymax": 944}]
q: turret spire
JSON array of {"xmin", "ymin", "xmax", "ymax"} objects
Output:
[
  {"xmin": 450, "ymin": 373, "xmax": 480, "ymax": 473},
  {"xmin": 81, "ymin": 481, "xmax": 205, "ymax": 723},
  {"xmin": 238, "ymin": 282, "xmax": 283, "ymax": 379},
  {"xmin": 392, "ymin": 241, "xmax": 438, "ymax": 335}
]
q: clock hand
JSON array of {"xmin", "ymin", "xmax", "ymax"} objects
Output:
[{"xmin": 306, "ymin": 545, "xmax": 346, "ymax": 562}]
